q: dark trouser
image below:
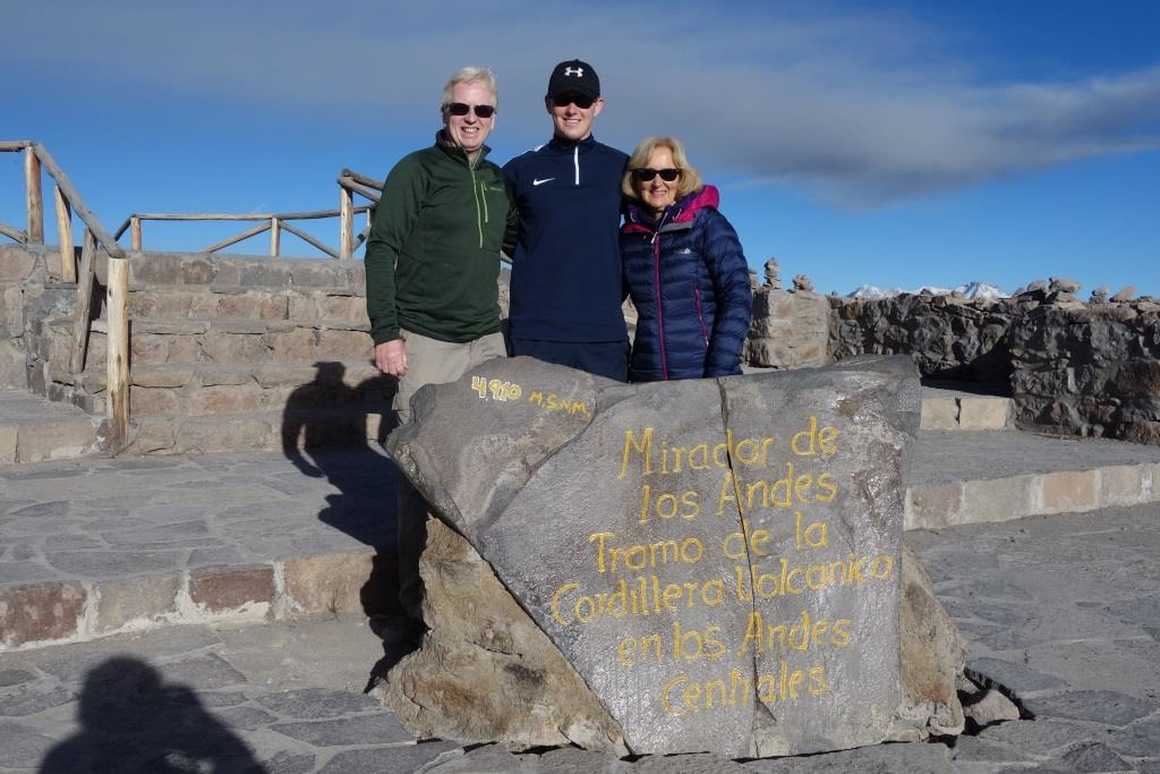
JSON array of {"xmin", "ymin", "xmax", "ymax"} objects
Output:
[{"xmin": 510, "ymin": 337, "xmax": 628, "ymax": 382}]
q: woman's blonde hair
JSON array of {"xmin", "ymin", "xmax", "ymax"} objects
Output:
[{"xmin": 622, "ymin": 136, "xmax": 703, "ymax": 200}]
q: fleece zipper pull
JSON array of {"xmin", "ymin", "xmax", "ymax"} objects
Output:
[{"xmin": 573, "ymin": 146, "xmax": 580, "ymax": 185}]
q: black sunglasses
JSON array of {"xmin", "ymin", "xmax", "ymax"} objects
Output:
[
  {"xmin": 551, "ymin": 94, "xmax": 596, "ymax": 110},
  {"xmin": 446, "ymin": 103, "xmax": 496, "ymax": 118},
  {"xmin": 632, "ymin": 168, "xmax": 681, "ymax": 182}
]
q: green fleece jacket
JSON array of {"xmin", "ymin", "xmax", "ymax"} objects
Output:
[{"xmin": 365, "ymin": 133, "xmax": 511, "ymax": 344}]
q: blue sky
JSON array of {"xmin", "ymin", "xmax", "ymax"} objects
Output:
[{"xmin": 3, "ymin": 0, "xmax": 1158, "ymax": 296}]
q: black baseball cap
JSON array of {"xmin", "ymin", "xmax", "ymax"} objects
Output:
[{"xmin": 547, "ymin": 59, "xmax": 600, "ymax": 101}]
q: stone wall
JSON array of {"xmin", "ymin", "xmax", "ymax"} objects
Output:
[
  {"xmin": 1009, "ymin": 300, "xmax": 1160, "ymax": 443},
  {"xmin": 828, "ymin": 292, "xmax": 1018, "ymax": 389},
  {"xmin": 824, "ymin": 284, "xmax": 1160, "ymax": 443},
  {"xmin": 0, "ymin": 245, "xmax": 35, "ymax": 388},
  {"xmin": 0, "ymin": 244, "xmax": 77, "ymax": 391}
]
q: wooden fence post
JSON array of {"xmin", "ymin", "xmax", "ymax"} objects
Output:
[
  {"xmin": 270, "ymin": 216, "xmax": 280, "ymax": 256},
  {"xmin": 54, "ymin": 185, "xmax": 75, "ymax": 282},
  {"xmin": 25, "ymin": 147, "xmax": 43, "ymax": 244},
  {"xmin": 70, "ymin": 229, "xmax": 97, "ymax": 375},
  {"xmin": 130, "ymin": 216, "xmax": 142, "ymax": 251},
  {"xmin": 339, "ymin": 186, "xmax": 353, "ymax": 259},
  {"xmin": 106, "ymin": 257, "xmax": 130, "ymax": 451}
]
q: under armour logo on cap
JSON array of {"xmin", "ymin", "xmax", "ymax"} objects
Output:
[{"xmin": 547, "ymin": 59, "xmax": 600, "ymax": 101}]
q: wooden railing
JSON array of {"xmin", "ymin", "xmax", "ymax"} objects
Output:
[
  {"xmin": 1, "ymin": 140, "xmax": 131, "ymax": 449},
  {"xmin": 113, "ymin": 203, "xmax": 373, "ymax": 260}
]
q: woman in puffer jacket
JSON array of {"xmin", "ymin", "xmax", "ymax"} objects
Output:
[{"xmin": 620, "ymin": 137, "xmax": 752, "ymax": 382}]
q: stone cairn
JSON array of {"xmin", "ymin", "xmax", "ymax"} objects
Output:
[
  {"xmin": 763, "ymin": 258, "xmax": 782, "ymax": 289},
  {"xmin": 744, "ymin": 260, "xmax": 829, "ymax": 370}
]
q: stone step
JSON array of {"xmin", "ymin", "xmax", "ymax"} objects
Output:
[
  {"xmin": 52, "ymin": 360, "xmax": 390, "ymax": 420},
  {"xmin": 905, "ymin": 431, "xmax": 1160, "ymax": 529},
  {"xmin": 0, "ymin": 448, "xmax": 397, "ymax": 652},
  {"xmin": 45, "ymin": 317, "xmax": 373, "ymax": 373},
  {"xmin": 4, "ymin": 432, "xmax": 1160, "ymax": 651},
  {"xmin": 920, "ymin": 385, "xmax": 1013, "ymax": 431},
  {"xmin": 0, "ymin": 390, "xmax": 103, "ymax": 466},
  {"xmin": 94, "ymin": 250, "xmax": 365, "ymax": 294},
  {"xmin": 123, "ymin": 407, "xmax": 389, "ymax": 455},
  {"xmin": 126, "ymin": 286, "xmax": 367, "ymax": 323}
]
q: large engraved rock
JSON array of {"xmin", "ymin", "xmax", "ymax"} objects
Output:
[{"xmin": 382, "ymin": 356, "xmax": 929, "ymax": 757}]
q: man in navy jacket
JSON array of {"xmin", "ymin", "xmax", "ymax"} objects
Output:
[{"xmin": 503, "ymin": 60, "xmax": 629, "ymax": 381}]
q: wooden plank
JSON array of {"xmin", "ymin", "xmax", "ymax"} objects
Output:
[
  {"xmin": 0, "ymin": 140, "xmax": 35, "ymax": 152},
  {"xmin": 202, "ymin": 221, "xmax": 271, "ymax": 254},
  {"xmin": 339, "ymin": 187, "xmax": 353, "ymax": 259},
  {"xmin": 131, "ymin": 206, "xmax": 368, "ymax": 223},
  {"xmin": 32, "ymin": 144, "xmax": 124, "ymax": 259},
  {"xmin": 70, "ymin": 230, "xmax": 97, "ymax": 375},
  {"xmin": 54, "ymin": 186, "xmax": 75, "ymax": 282},
  {"xmin": 113, "ymin": 217, "xmax": 132, "ymax": 241},
  {"xmin": 130, "ymin": 216, "xmax": 141, "ymax": 250},
  {"xmin": 0, "ymin": 223, "xmax": 27, "ymax": 243},
  {"xmin": 340, "ymin": 168, "xmax": 385, "ymax": 190},
  {"xmin": 136, "ymin": 212, "xmax": 271, "ymax": 222},
  {"xmin": 25, "ymin": 147, "xmax": 44, "ymax": 244},
  {"xmin": 105, "ymin": 257, "xmax": 130, "ymax": 451},
  {"xmin": 280, "ymin": 221, "xmax": 340, "ymax": 259},
  {"xmin": 270, "ymin": 217, "xmax": 280, "ymax": 256},
  {"xmin": 338, "ymin": 176, "xmax": 382, "ymax": 203}
]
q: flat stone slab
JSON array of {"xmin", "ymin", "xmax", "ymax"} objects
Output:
[
  {"xmin": 907, "ymin": 431, "xmax": 1160, "ymax": 486},
  {"xmin": 388, "ymin": 356, "xmax": 920, "ymax": 757},
  {"xmin": 0, "ymin": 448, "xmax": 396, "ymax": 649}
]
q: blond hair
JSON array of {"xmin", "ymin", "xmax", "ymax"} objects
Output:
[
  {"xmin": 441, "ymin": 66, "xmax": 498, "ymax": 110},
  {"xmin": 622, "ymin": 136, "xmax": 703, "ymax": 200}
]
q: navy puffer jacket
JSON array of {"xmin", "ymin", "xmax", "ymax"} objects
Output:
[{"xmin": 621, "ymin": 185, "xmax": 752, "ymax": 381}]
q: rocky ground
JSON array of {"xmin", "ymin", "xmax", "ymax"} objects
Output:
[{"xmin": 2, "ymin": 501, "xmax": 1158, "ymax": 772}]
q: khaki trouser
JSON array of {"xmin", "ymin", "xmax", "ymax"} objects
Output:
[{"xmin": 395, "ymin": 328, "xmax": 506, "ymax": 620}]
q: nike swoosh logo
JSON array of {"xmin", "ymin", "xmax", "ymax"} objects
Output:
[{"xmin": 532, "ymin": 177, "xmax": 554, "ymax": 186}]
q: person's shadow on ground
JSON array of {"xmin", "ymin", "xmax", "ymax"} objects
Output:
[
  {"xmin": 280, "ymin": 362, "xmax": 406, "ymax": 623},
  {"xmin": 40, "ymin": 657, "xmax": 259, "ymax": 773}
]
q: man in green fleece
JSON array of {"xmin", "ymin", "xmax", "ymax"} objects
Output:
[{"xmin": 365, "ymin": 66, "xmax": 510, "ymax": 624}]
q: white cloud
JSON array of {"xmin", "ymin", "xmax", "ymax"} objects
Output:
[{"xmin": 6, "ymin": 0, "xmax": 1160, "ymax": 205}]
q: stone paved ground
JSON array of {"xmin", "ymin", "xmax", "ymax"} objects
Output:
[
  {"xmin": 2, "ymin": 503, "xmax": 1158, "ymax": 772},
  {"xmin": 5, "ymin": 431, "xmax": 1160, "ymax": 601},
  {"xmin": 0, "ymin": 447, "xmax": 395, "ymax": 585}
]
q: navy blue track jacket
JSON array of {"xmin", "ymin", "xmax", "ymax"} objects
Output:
[
  {"xmin": 503, "ymin": 136, "xmax": 629, "ymax": 342},
  {"xmin": 621, "ymin": 185, "xmax": 752, "ymax": 381}
]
